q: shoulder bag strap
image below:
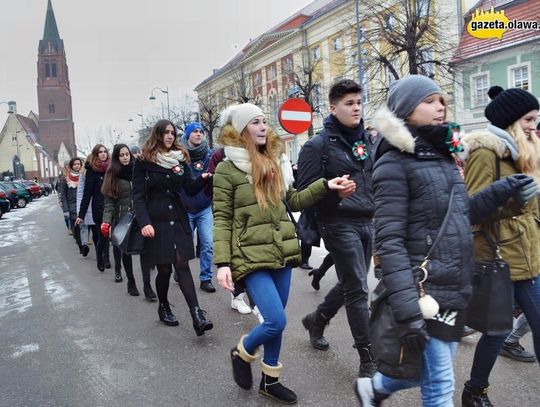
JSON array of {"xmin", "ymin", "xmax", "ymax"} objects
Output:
[{"xmin": 423, "ymin": 184, "xmax": 457, "ymax": 263}]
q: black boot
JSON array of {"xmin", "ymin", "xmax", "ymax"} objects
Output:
[
  {"xmin": 157, "ymin": 302, "xmax": 179, "ymax": 326},
  {"xmin": 357, "ymin": 344, "xmax": 377, "ymax": 378},
  {"xmin": 114, "ymin": 269, "xmax": 123, "ymax": 283},
  {"xmin": 462, "ymin": 382, "xmax": 493, "ymax": 407},
  {"xmin": 81, "ymin": 244, "xmax": 90, "ymax": 257},
  {"xmin": 301, "ymin": 311, "xmax": 330, "ymax": 350},
  {"xmin": 127, "ymin": 279, "xmax": 139, "ymax": 296},
  {"xmin": 190, "ymin": 306, "xmax": 213, "ymax": 336},
  {"xmin": 259, "ymin": 362, "xmax": 297, "ymax": 405},
  {"xmin": 308, "ymin": 268, "xmax": 324, "ymax": 291},
  {"xmin": 97, "ymin": 257, "xmax": 105, "ymax": 272},
  {"xmin": 230, "ymin": 335, "xmax": 258, "ymax": 390},
  {"xmin": 143, "ymin": 283, "xmax": 157, "ymax": 301}
]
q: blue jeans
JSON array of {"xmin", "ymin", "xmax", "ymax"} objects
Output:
[
  {"xmin": 243, "ymin": 266, "xmax": 292, "ymax": 366},
  {"xmin": 469, "ymin": 275, "xmax": 540, "ymax": 387},
  {"xmin": 373, "ymin": 337, "xmax": 458, "ymax": 407},
  {"xmin": 188, "ymin": 206, "xmax": 213, "ymax": 282}
]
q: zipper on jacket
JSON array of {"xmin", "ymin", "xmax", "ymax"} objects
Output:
[{"xmin": 399, "ymin": 346, "xmax": 404, "ymax": 365}]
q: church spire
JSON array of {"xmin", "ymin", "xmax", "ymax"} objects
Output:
[{"xmin": 39, "ymin": 0, "xmax": 63, "ymax": 53}]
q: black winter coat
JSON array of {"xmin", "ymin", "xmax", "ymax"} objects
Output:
[
  {"xmin": 132, "ymin": 159, "xmax": 205, "ymax": 265},
  {"xmin": 78, "ymin": 163, "xmax": 106, "ymax": 225},
  {"xmin": 297, "ymin": 115, "xmax": 375, "ymax": 220},
  {"xmin": 59, "ymin": 177, "xmax": 78, "ymax": 219}
]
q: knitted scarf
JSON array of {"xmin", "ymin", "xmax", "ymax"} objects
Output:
[
  {"xmin": 66, "ymin": 171, "xmax": 80, "ymax": 189},
  {"xmin": 183, "ymin": 139, "xmax": 209, "ymax": 162},
  {"xmin": 487, "ymin": 124, "xmax": 520, "ymax": 161},
  {"xmin": 156, "ymin": 150, "xmax": 186, "ymax": 169}
]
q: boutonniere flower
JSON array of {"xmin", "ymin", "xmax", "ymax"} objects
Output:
[
  {"xmin": 446, "ymin": 123, "xmax": 464, "ymax": 153},
  {"xmin": 352, "ymin": 140, "xmax": 368, "ymax": 161},
  {"xmin": 172, "ymin": 164, "xmax": 184, "ymax": 175},
  {"xmin": 193, "ymin": 161, "xmax": 204, "ymax": 172}
]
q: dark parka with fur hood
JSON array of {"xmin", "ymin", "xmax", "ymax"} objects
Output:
[{"xmin": 212, "ymin": 126, "xmax": 329, "ymax": 283}]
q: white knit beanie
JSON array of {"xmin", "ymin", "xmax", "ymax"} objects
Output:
[{"xmin": 221, "ymin": 103, "xmax": 264, "ymax": 133}]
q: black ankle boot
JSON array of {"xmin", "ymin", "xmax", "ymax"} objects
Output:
[
  {"xmin": 190, "ymin": 306, "xmax": 213, "ymax": 336},
  {"xmin": 357, "ymin": 344, "xmax": 377, "ymax": 378},
  {"xmin": 230, "ymin": 335, "xmax": 258, "ymax": 390},
  {"xmin": 259, "ymin": 362, "xmax": 297, "ymax": 405},
  {"xmin": 462, "ymin": 382, "xmax": 493, "ymax": 407},
  {"xmin": 143, "ymin": 283, "xmax": 157, "ymax": 301},
  {"xmin": 127, "ymin": 279, "xmax": 139, "ymax": 296},
  {"xmin": 308, "ymin": 268, "xmax": 325, "ymax": 291},
  {"xmin": 103, "ymin": 257, "xmax": 111, "ymax": 269},
  {"xmin": 97, "ymin": 257, "xmax": 105, "ymax": 272},
  {"xmin": 114, "ymin": 269, "xmax": 123, "ymax": 283},
  {"xmin": 301, "ymin": 311, "xmax": 329, "ymax": 350},
  {"xmin": 81, "ymin": 244, "xmax": 89, "ymax": 257},
  {"xmin": 158, "ymin": 302, "xmax": 179, "ymax": 326}
]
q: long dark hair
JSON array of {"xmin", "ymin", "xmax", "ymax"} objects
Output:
[
  {"xmin": 88, "ymin": 144, "xmax": 109, "ymax": 171},
  {"xmin": 140, "ymin": 119, "xmax": 190, "ymax": 164},
  {"xmin": 101, "ymin": 144, "xmax": 133, "ymax": 199}
]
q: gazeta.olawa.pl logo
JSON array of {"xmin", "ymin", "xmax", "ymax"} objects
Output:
[{"xmin": 467, "ymin": 5, "xmax": 539, "ymax": 40}]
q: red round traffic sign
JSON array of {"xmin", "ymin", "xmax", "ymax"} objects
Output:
[{"xmin": 278, "ymin": 98, "xmax": 313, "ymax": 134}]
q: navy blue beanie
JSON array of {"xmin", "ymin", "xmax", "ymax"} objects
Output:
[{"xmin": 184, "ymin": 122, "xmax": 203, "ymax": 139}]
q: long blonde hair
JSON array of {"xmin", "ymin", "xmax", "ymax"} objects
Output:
[{"xmin": 506, "ymin": 121, "xmax": 540, "ymax": 180}]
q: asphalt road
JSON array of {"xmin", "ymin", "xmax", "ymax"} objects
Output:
[{"xmin": 0, "ymin": 196, "xmax": 538, "ymax": 407}]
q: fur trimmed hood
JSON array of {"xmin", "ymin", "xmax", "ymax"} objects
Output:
[
  {"xmin": 372, "ymin": 106, "xmax": 416, "ymax": 153},
  {"xmin": 459, "ymin": 130, "xmax": 508, "ymax": 160}
]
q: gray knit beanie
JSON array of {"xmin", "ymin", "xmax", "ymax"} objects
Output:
[{"xmin": 387, "ymin": 75, "xmax": 442, "ymax": 120}]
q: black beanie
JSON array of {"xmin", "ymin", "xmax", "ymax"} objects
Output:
[{"xmin": 485, "ymin": 86, "xmax": 539, "ymax": 130}]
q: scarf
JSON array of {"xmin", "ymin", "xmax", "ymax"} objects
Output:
[
  {"xmin": 327, "ymin": 114, "xmax": 365, "ymax": 147},
  {"xmin": 66, "ymin": 171, "xmax": 80, "ymax": 188},
  {"xmin": 487, "ymin": 124, "xmax": 520, "ymax": 161},
  {"xmin": 156, "ymin": 150, "xmax": 186, "ymax": 169},
  {"xmin": 410, "ymin": 124, "xmax": 457, "ymax": 158},
  {"xmin": 94, "ymin": 159, "xmax": 110, "ymax": 173},
  {"xmin": 223, "ymin": 146, "xmax": 295, "ymax": 191},
  {"xmin": 118, "ymin": 161, "xmax": 134, "ymax": 182},
  {"xmin": 183, "ymin": 139, "xmax": 209, "ymax": 162}
]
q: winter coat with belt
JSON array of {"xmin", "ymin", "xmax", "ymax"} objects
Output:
[
  {"xmin": 462, "ymin": 129, "xmax": 540, "ymax": 282},
  {"xmin": 296, "ymin": 114, "xmax": 376, "ymax": 221},
  {"xmin": 102, "ymin": 178, "xmax": 132, "ymax": 226},
  {"xmin": 78, "ymin": 163, "xmax": 106, "ymax": 225},
  {"xmin": 132, "ymin": 158, "xmax": 206, "ymax": 266},
  {"xmin": 212, "ymin": 128, "xmax": 329, "ymax": 283}
]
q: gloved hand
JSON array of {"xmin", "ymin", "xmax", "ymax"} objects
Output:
[
  {"xmin": 100, "ymin": 223, "xmax": 110, "ymax": 237},
  {"xmin": 516, "ymin": 180, "xmax": 539, "ymax": 206},
  {"xmin": 400, "ymin": 319, "xmax": 430, "ymax": 354},
  {"xmin": 505, "ymin": 173, "xmax": 535, "ymax": 191}
]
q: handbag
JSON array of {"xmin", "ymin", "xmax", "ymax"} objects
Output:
[
  {"xmin": 370, "ymin": 184, "xmax": 456, "ymax": 380},
  {"xmin": 466, "ymin": 158, "xmax": 513, "ymax": 335},
  {"xmin": 296, "ymin": 208, "xmax": 321, "ymax": 246}
]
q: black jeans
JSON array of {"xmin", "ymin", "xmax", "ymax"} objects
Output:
[{"xmin": 317, "ymin": 219, "xmax": 373, "ymax": 347}]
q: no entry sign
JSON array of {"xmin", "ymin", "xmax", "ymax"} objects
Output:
[{"xmin": 278, "ymin": 98, "xmax": 312, "ymax": 134}]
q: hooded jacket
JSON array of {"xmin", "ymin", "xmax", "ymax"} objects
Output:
[
  {"xmin": 462, "ymin": 129, "xmax": 540, "ymax": 281},
  {"xmin": 212, "ymin": 126, "xmax": 328, "ymax": 283}
]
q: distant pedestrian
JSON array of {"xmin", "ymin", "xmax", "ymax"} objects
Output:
[
  {"xmin": 59, "ymin": 157, "xmax": 83, "ymax": 252},
  {"xmin": 132, "ymin": 119, "xmax": 213, "ymax": 334},
  {"xmin": 76, "ymin": 166, "xmax": 95, "ymax": 257}
]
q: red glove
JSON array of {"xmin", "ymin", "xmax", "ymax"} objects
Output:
[{"xmin": 100, "ymin": 223, "xmax": 110, "ymax": 237}]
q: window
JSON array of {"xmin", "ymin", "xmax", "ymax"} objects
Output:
[
  {"xmin": 268, "ymin": 91, "xmax": 280, "ymax": 125},
  {"xmin": 48, "ymin": 104, "xmax": 55, "ymax": 114},
  {"xmin": 313, "ymin": 46, "xmax": 321, "ymax": 61},
  {"xmin": 333, "ymin": 36, "xmax": 343, "ymax": 52},
  {"xmin": 253, "ymin": 71, "xmax": 262, "ymax": 86},
  {"xmin": 267, "ymin": 64, "xmax": 277, "ymax": 80},
  {"xmin": 52, "ymin": 63, "xmax": 57, "ymax": 77},
  {"xmin": 45, "ymin": 63, "xmax": 50, "ymax": 78},
  {"xmin": 312, "ymin": 84, "xmax": 323, "ymax": 112},
  {"xmin": 471, "ymin": 73, "xmax": 489, "ymax": 107},
  {"xmin": 282, "ymin": 57, "xmax": 293, "ymax": 74},
  {"xmin": 419, "ymin": 47, "xmax": 434, "ymax": 78},
  {"xmin": 510, "ymin": 65, "xmax": 529, "ymax": 90},
  {"xmin": 361, "ymin": 70, "xmax": 371, "ymax": 103}
]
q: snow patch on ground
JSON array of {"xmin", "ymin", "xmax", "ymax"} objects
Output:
[
  {"xmin": 11, "ymin": 343, "xmax": 40, "ymax": 358},
  {"xmin": 0, "ymin": 275, "xmax": 32, "ymax": 319}
]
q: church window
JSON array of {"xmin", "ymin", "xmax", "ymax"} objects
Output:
[
  {"xmin": 52, "ymin": 63, "xmax": 57, "ymax": 77},
  {"xmin": 45, "ymin": 63, "xmax": 50, "ymax": 78},
  {"xmin": 49, "ymin": 104, "xmax": 55, "ymax": 114}
]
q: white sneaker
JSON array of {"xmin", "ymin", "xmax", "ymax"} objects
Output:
[
  {"xmin": 252, "ymin": 305, "xmax": 264, "ymax": 324},
  {"xmin": 231, "ymin": 293, "xmax": 252, "ymax": 314}
]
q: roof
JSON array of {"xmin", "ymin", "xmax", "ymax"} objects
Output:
[
  {"xmin": 16, "ymin": 114, "xmax": 39, "ymax": 137},
  {"xmin": 39, "ymin": 0, "xmax": 64, "ymax": 53},
  {"xmin": 453, "ymin": 0, "xmax": 540, "ymax": 63},
  {"xmin": 194, "ymin": 0, "xmax": 347, "ymax": 90}
]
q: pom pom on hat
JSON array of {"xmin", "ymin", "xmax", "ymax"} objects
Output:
[
  {"xmin": 220, "ymin": 103, "xmax": 264, "ymax": 133},
  {"xmin": 485, "ymin": 86, "xmax": 539, "ymax": 130}
]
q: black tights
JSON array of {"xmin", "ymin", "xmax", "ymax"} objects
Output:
[
  {"xmin": 156, "ymin": 251, "xmax": 198, "ymax": 309},
  {"xmin": 113, "ymin": 245, "xmax": 134, "ymax": 281}
]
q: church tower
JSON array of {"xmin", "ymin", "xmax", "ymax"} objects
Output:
[{"xmin": 37, "ymin": 0, "xmax": 76, "ymax": 160}]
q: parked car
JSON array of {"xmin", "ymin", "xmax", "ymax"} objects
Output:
[
  {"xmin": 0, "ymin": 190, "xmax": 10, "ymax": 218},
  {"xmin": 40, "ymin": 182, "xmax": 52, "ymax": 196},
  {"xmin": 0, "ymin": 183, "xmax": 18, "ymax": 209},
  {"xmin": 17, "ymin": 180, "xmax": 41, "ymax": 198},
  {"xmin": 0, "ymin": 182, "xmax": 32, "ymax": 208}
]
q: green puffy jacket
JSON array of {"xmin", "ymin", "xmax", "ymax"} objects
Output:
[
  {"xmin": 463, "ymin": 130, "xmax": 540, "ymax": 281},
  {"xmin": 103, "ymin": 178, "xmax": 132, "ymax": 225}
]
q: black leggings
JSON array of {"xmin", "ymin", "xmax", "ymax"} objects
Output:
[
  {"xmin": 156, "ymin": 251, "xmax": 198, "ymax": 308},
  {"xmin": 113, "ymin": 245, "xmax": 134, "ymax": 281},
  {"xmin": 88, "ymin": 225, "xmax": 106, "ymax": 267}
]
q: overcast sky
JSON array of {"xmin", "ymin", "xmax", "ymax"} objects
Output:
[{"xmin": 0, "ymin": 0, "xmax": 314, "ymax": 149}]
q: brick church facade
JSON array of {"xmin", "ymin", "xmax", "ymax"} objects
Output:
[{"xmin": 36, "ymin": 0, "xmax": 76, "ymax": 161}]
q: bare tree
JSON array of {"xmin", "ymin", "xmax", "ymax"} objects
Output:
[
  {"xmin": 197, "ymin": 88, "xmax": 221, "ymax": 148},
  {"xmin": 229, "ymin": 64, "xmax": 254, "ymax": 104}
]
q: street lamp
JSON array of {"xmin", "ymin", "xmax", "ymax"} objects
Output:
[
  {"xmin": 149, "ymin": 86, "xmax": 170, "ymax": 120},
  {"xmin": 128, "ymin": 112, "xmax": 144, "ymax": 128}
]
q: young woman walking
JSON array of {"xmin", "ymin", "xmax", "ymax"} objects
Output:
[
  {"xmin": 132, "ymin": 120, "xmax": 213, "ymax": 335},
  {"xmin": 213, "ymin": 103, "xmax": 354, "ymax": 404},
  {"xmin": 76, "ymin": 144, "xmax": 110, "ymax": 272},
  {"xmin": 59, "ymin": 157, "xmax": 84, "ymax": 253}
]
